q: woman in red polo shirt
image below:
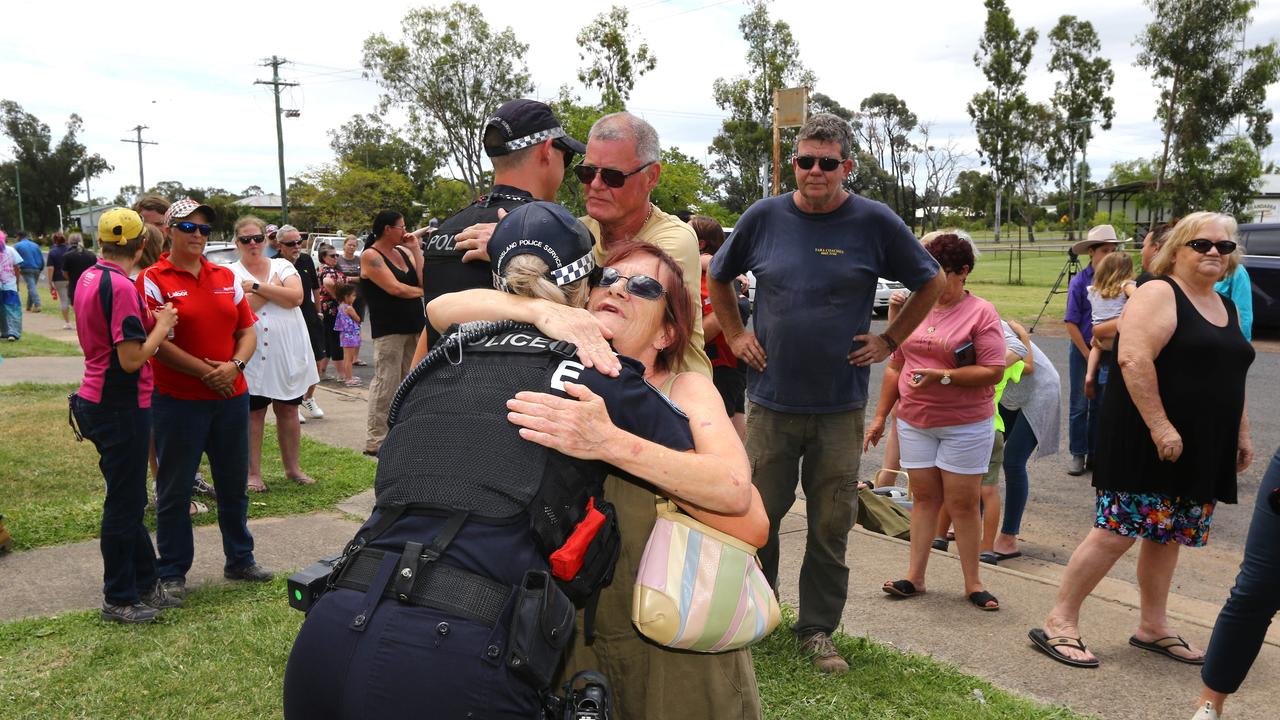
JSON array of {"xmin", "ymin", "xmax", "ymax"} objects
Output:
[{"xmin": 137, "ymin": 198, "xmax": 273, "ymax": 599}]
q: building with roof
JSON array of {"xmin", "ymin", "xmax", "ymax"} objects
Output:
[{"xmin": 232, "ymin": 193, "xmax": 283, "ymax": 213}]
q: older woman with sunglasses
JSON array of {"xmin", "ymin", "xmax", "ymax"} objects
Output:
[
  {"xmin": 1032, "ymin": 212, "xmax": 1255, "ymax": 670},
  {"xmin": 428, "ymin": 238, "xmax": 768, "ymax": 720},
  {"xmin": 227, "ymin": 216, "xmax": 320, "ymax": 492}
]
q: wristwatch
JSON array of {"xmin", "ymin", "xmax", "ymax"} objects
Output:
[
  {"xmin": 230, "ymin": 358, "xmax": 246, "ymax": 373},
  {"xmin": 251, "ymin": 282, "xmax": 260, "ymax": 293},
  {"xmin": 940, "ymin": 370, "xmax": 952, "ymax": 386}
]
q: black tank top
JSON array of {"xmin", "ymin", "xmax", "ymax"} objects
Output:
[
  {"xmin": 362, "ymin": 245, "xmax": 425, "ymax": 339},
  {"xmin": 1093, "ymin": 277, "xmax": 1254, "ymax": 504}
]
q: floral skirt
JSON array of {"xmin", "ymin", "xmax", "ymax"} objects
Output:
[{"xmin": 1094, "ymin": 490, "xmax": 1216, "ymax": 547}]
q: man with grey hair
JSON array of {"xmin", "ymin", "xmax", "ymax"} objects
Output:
[
  {"xmin": 708, "ymin": 112, "xmax": 944, "ymax": 673},
  {"xmin": 576, "ymin": 111, "xmax": 710, "ymax": 376}
]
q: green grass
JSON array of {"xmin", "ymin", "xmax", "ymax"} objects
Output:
[
  {"xmin": 962, "ymin": 249, "xmax": 1142, "ymax": 327},
  {"xmin": 0, "ymin": 331, "xmax": 81, "ymax": 358},
  {"xmin": 0, "ymin": 592, "xmax": 1085, "ymax": 720},
  {"xmin": 0, "ymin": 383, "xmax": 375, "ymax": 551}
]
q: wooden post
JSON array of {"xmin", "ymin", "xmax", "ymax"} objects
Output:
[{"xmin": 772, "ymin": 92, "xmax": 781, "ymax": 197}]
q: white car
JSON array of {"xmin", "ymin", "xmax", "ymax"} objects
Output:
[
  {"xmin": 202, "ymin": 241, "xmax": 238, "ymax": 265},
  {"xmin": 874, "ymin": 278, "xmax": 906, "ymax": 316}
]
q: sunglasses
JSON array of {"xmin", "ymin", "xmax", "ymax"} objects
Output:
[
  {"xmin": 237, "ymin": 234, "xmax": 266, "ymax": 244},
  {"xmin": 574, "ymin": 162, "xmax": 653, "ymax": 189},
  {"xmin": 1187, "ymin": 239, "xmax": 1237, "ymax": 255},
  {"xmin": 794, "ymin": 155, "xmax": 844, "ymax": 172},
  {"xmin": 279, "ymin": 239, "xmax": 302, "ymax": 248},
  {"xmin": 598, "ymin": 267, "xmax": 666, "ymax": 300},
  {"xmin": 171, "ymin": 221, "xmax": 212, "ymax": 237}
]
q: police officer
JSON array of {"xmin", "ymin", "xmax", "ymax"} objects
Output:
[
  {"xmin": 282, "ymin": 203, "xmax": 694, "ymax": 720},
  {"xmin": 413, "ymin": 99, "xmax": 585, "ymax": 358}
]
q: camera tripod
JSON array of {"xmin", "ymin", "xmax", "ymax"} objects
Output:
[{"xmin": 1030, "ymin": 250, "xmax": 1082, "ymax": 333}]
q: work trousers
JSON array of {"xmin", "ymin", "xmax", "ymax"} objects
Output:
[
  {"xmin": 1201, "ymin": 446, "xmax": 1280, "ymax": 694},
  {"xmin": 364, "ymin": 333, "xmax": 417, "ymax": 453},
  {"xmin": 748, "ymin": 402, "xmax": 864, "ymax": 638}
]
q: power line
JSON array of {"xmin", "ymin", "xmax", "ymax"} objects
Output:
[
  {"xmin": 120, "ymin": 125, "xmax": 158, "ymax": 192},
  {"xmin": 255, "ymin": 56, "xmax": 299, "ymax": 223}
]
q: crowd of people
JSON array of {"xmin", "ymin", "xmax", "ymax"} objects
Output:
[{"xmin": 9, "ymin": 97, "xmax": 1275, "ymax": 720}]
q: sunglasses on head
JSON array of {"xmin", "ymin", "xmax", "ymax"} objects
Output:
[
  {"xmin": 574, "ymin": 162, "xmax": 653, "ymax": 189},
  {"xmin": 794, "ymin": 155, "xmax": 844, "ymax": 172},
  {"xmin": 598, "ymin": 266, "xmax": 666, "ymax": 300},
  {"xmin": 171, "ymin": 221, "xmax": 212, "ymax": 237},
  {"xmin": 1187, "ymin": 239, "xmax": 1237, "ymax": 255},
  {"xmin": 237, "ymin": 234, "xmax": 266, "ymax": 244}
]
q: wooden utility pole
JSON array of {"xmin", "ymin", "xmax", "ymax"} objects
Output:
[
  {"xmin": 120, "ymin": 125, "xmax": 157, "ymax": 194},
  {"xmin": 255, "ymin": 56, "xmax": 299, "ymax": 223}
]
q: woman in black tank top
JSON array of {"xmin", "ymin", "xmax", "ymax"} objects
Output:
[
  {"xmin": 1032, "ymin": 213, "xmax": 1255, "ymax": 670},
  {"xmin": 360, "ymin": 211, "xmax": 426, "ymax": 455}
]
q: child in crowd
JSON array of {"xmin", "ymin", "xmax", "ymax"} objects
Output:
[
  {"xmin": 333, "ymin": 284, "xmax": 362, "ymax": 387},
  {"xmin": 1084, "ymin": 251, "xmax": 1136, "ymax": 399}
]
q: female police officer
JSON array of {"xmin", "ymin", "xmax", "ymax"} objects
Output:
[{"xmin": 283, "ymin": 203, "xmax": 762, "ymax": 719}]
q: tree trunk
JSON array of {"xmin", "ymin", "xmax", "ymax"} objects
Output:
[{"xmin": 1155, "ymin": 65, "xmax": 1181, "ymax": 194}]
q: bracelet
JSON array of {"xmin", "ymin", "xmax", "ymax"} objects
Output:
[{"xmin": 879, "ymin": 333, "xmax": 899, "ymax": 352}]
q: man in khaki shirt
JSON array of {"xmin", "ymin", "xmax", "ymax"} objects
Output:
[{"xmin": 454, "ymin": 113, "xmax": 711, "ymax": 377}]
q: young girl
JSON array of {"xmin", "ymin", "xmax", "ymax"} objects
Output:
[
  {"xmin": 333, "ymin": 284, "xmax": 363, "ymax": 387},
  {"xmin": 1084, "ymin": 251, "xmax": 1137, "ymax": 399}
]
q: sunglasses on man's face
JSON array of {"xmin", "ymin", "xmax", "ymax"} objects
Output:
[
  {"xmin": 574, "ymin": 162, "xmax": 653, "ymax": 189},
  {"xmin": 1187, "ymin": 239, "xmax": 1237, "ymax": 255},
  {"xmin": 237, "ymin": 234, "xmax": 266, "ymax": 244},
  {"xmin": 794, "ymin": 155, "xmax": 844, "ymax": 172},
  {"xmin": 171, "ymin": 221, "xmax": 212, "ymax": 237},
  {"xmin": 279, "ymin": 239, "xmax": 302, "ymax": 248},
  {"xmin": 598, "ymin": 266, "xmax": 666, "ymax": 300}
]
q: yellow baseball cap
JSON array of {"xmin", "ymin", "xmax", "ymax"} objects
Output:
[{"xmin": 98, "ymin": 208, "xmax": 146, "ymax": 246}]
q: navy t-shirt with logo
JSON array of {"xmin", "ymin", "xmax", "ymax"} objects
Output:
[{"xmin": 709, "ymin": 193, "xmax": 939, "ymax": 414}]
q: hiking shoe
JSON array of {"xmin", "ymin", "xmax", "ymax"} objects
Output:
[
  {"xmin": 1067, "ymin": 455, "xmax": 1087, "ymax": 476},
  {"xmin": 101, "ymin": 602, "xmax": 160, "ymax": 624},
  {"xmin": 799, "ymin": 631, "xmax": 849, "ymax": 674},
  {"xmin": 160, "ymin": 578, "xmax": 187, "ymax": 600},
  {"xmin": 139, "ymin": 580, "xmax": 183, "ymax": 609},
  {"xmin": 225, "ymin": 563, "xmax": 274, "ymax": 582},
  {"xmin": 301, "ymin": 397, "xmax": 325, "ymax": 419},
  {"xmin": 192, "ymin": 475, "xmax": 217, "ymax": 499}
]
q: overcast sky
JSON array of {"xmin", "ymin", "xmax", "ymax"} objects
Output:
[{"xmin": 3, "ymin": 0, "xmax": 1278, "ymax": 204}]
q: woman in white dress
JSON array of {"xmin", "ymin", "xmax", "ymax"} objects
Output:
[{"xmin": 227, "ymin": 216, "xmax": 320, "ymax": 491}]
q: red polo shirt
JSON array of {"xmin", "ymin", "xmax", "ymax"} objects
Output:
[{"xmin": 137, "ymin": 253, "xmax": 257, "ymax": 400}]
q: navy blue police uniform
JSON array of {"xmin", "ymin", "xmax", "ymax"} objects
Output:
[{"xmin": 283, "ymin": 323, "xmax": 693, "ymax": 720}]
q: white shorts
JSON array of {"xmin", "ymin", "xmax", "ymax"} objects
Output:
[{"xmin": 897, "ymin": 417, "xmax": 996, "ymax": 476}]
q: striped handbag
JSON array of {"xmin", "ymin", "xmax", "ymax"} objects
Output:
[{"xmin": 631, "ymin": 497, "xmax": 781, "ymax": 652}]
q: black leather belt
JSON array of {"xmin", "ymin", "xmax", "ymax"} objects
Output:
[{"xmin": 335, "ymin": 547, "xmax": 511, "ymax": 627}]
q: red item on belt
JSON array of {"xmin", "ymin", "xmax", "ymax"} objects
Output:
[{"xmin": 549, "ymin": 497, "xmax": 605, "ymax": 581}]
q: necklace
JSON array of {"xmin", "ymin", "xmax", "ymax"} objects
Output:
[{"xmin": 925, "ymin": 293, "xmax": 967, "ymax": 334}]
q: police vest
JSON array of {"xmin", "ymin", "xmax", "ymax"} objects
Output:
[
  {"xmin": 371, "ymin": 320, "xmax": 620, "ymax": 601},
  {"xmin": 420, "ymin": 187, "xmax": 537, "ymax": 346}
]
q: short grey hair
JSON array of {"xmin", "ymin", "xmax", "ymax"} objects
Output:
[
  {"xmin": 277, "ymin": 224, "xmax": 300, "ymax": 239},
  {"xmin": 589, "ymin": 112, "xmax": 660, "ymax": 165},
  {"xmin": 797, "ymin": 113, "xmax": 852, "ymax": 159}
]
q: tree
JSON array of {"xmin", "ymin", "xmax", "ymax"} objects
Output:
[
  {"xmin": 328, "ymin": 113, "xmax": 440, "ymax": 197},
  {"xmin": 576, "ymin": 6, "xmax": 656, "ymax": 112},
  {"xmin": 293, "ymin": 162, "xmax": 417, "ymax": 233},
  {"xmin": 917, "ymin": 124, "xmax": 970, "ymax": 230},
  {"xmin": 951, "ymin": 169, "xmax": 996, "ymax": 220},
  {"xmin": 363, "ymin": 2, "xmax": 533, "ymax": 196},
  {"xmin": 241, "ymin": 185, "xmax": 265, "ymax": 197},
  {"xmin": 708, "ymin": 0, "xmax": 815, "ymax": 213},
  {"xmin": 1047, "ymin": 15, "xmax": 1116, "ymax": 236},
  {"xmin": 651, "ymin": 148, "xmax": 716, "ymax": 218},
  {"xmin": 1007, "ymin": 101, "xmax": 1058, "ymax": 241},
  {"xmin": 852, "ymin": 92, "xmax": 919, "ymax": 222},
  {"xmin": 1137, "ymin": 0, "xmax": 1279, "ymax": 213},
  {"xmin": 967, "ymin": 0, "xmax": 1037, "ymax": 242},
  {"xmin": 0, "ymin": 100, "xmax": 111, "ymax": 233}
]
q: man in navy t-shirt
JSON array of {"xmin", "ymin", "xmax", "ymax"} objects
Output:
[{"xmin": 708, "ymin": 112, "xmax": 943, "ymax": 674}]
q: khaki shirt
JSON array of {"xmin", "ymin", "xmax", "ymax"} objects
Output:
[{"xmin": 583, "ymin": 205, "xmax": 713, "ymax": 378}]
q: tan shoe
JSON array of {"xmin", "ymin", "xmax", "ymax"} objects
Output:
[{"xmin": 800, "ymin": 631, "xmax": 850, "ymax": 674}]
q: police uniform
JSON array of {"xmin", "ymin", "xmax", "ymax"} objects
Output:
[
  {"xmin": 420, "ymin": 184, "xmax": 537, "ymax": 347},
  {"xmin": 282, "ymin": 323, "xmax": 694, "ymax": 720}
]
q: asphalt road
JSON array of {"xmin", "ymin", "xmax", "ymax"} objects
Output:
[{"xmin": 861, "ymin": 319, "xmax": 1280, "ymax": 604}]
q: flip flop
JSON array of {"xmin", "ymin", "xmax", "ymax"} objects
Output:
[
  {"xmin": 289, "ymin": 475, "xmax": 317, "ymax": 486},
  {"xmin": 980, "ymin": 551, "xmax": 1000, "ymax": 565},
  {"xmin": 1028, "ymin": 628, "xmax": 1099, "ymax": 668},
  {"xmin": 968, "ymin": 590, "xmax": 1000, "ymax": 611},
  {"xmin": 247, "ymin": 479, "xmax": 269, "ymax": 493},
  {"xmin": 882, "ymin": 579, "xmax": 923, "ymax": 598},
  {"xmin": 993, "ymin": 551, "xmax": 1022, "ymax": 561},
  {"xmin": 1129, "ymin": 635, "xmax": 1205, "ymax": 665},
  {"xmin": 931, "ymin": 537, "xmax": 949, "ymax": 551},
  {"xmin": 189, "ymin": 500, "xmax": 209, "ymax": 517}
]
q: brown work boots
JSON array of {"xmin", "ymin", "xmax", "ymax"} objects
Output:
[{"xmin": 800, "ymin": 631, "xmax": 850, "ymax": 674}]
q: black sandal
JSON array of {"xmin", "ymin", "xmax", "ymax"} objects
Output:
[
  {"xmin": 968, "ymin": 590, "xmax": 1000, "ymax": 611},
  {"xmin": 1028, "ymin": 628, "xmax": 1099, "ymax": 668},
  {"xmin": 931, "ymin": 537, "xmax": 949, "ymax": 551},
  {"xmin": 882, "ymin": 579, "xmax": 923, "ymax": 598}
]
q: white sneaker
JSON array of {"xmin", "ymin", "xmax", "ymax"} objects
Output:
[
  {"xmin": 1192, "ymin": 702, "xmax": 1221, "ymax": 720},
  {"xmin": 298, "ymin": 408, "xmax": 307, "ymax": 424},
  {"xmin": 301, "ymin": 397, "xmax": 324, "ymax": 419}
]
